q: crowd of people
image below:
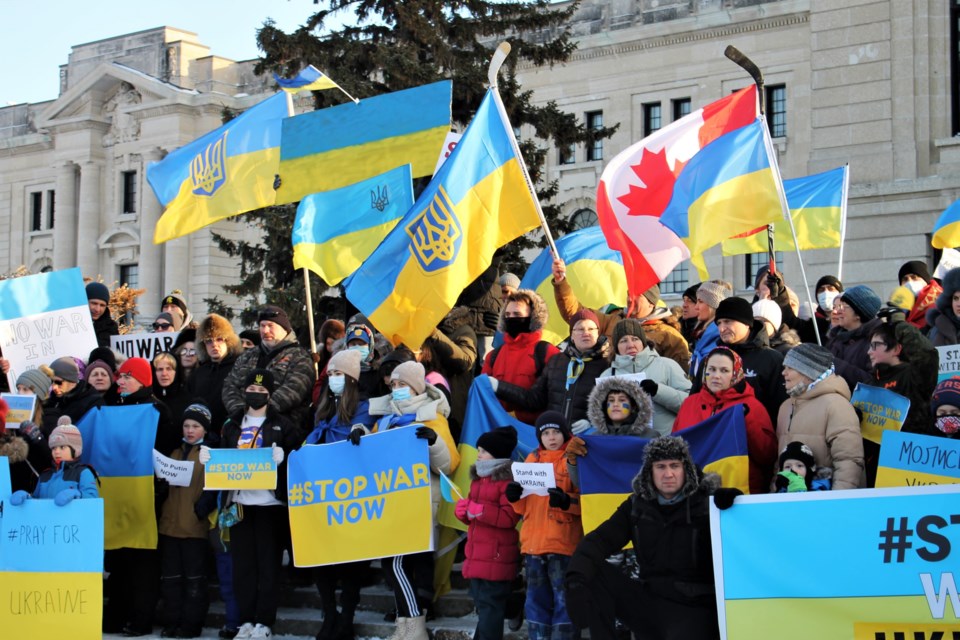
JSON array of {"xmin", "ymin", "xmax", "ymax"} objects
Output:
[{"xmin": 0, "ymin": 256, "xmax": 956, "ymax": 640}]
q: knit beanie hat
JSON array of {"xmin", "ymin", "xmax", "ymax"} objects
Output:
[
  {"xmin": 815, "ymin": 275, "xmax": 843, "ymax": 293},
  {"xmin": 86, "ymin": 281, "xmax": 110, "ymax": 304},
  {"xmin": 898, "ymin": 260, "xmax": 932, "ymax": 285},
  {"xmin": 49, "ymin": 424, "xmax": 83, "ymax": 456},
  {"xmin": 258, "ymin": 305, "xmax": 293, "ymax": 335},
  {"xmin": 568, "ymin": 308, "xmax": 599, "ymax": 332},
  {"xmin": 840, "ymin": 285, "xmax": 882, "ymax": 322},
  {"xmin": 161, "ymin": 291, "xmax": 189, "ymax": 317},
  {"xmin": 327, "ymin": 349, "xmax": 362, "ymax": 381},
  {"xmin": 931, "ymin": 377, "xmax": 960, "ymax": 414},
  {"xmin": 715, "ymin": 297, "xmax": 754, "ymax": 328},
  {"xmin": 84, "ymin": 360, "xmax": 114, "ymax": 385},
  {"xmin": 88, "ymin": 347, "xmax": 117, "ymax": 372},
  {"xmin": 612, "ymin": 318, "xmax": 646, "ymax": 349},
  {"xmin": 683, "ymin": 283, "xmax": 701, "ymax": 302},
  {"xmin": 535, "ymin": 410, "xmax": 572, "ymax": 446},
  {"xmin": 17, "ymin": 368, "xmax": 53, "ymax": 401},
  {"xmin": 182, "ymin": 402, "xmax": 212, "ymax": 431},
  {"xmin": 641, "ymin": 284, "xmax": 661, "ymax": 306},
  {"xmin": 391, "ymin": 361, "xmax": 426, "ymax": 395},
  {"xmin": 783, "ymin": 344, "xmax": 834, "ymax": 382},
  {"xmin": 238, "ymin": 329, "xmax": 261, "ymax": 347},
  {"xmin": 696, "ymin": 281, "xmax": 729, "ymax": 310},
  {"xmin": 118, "ymin": 357, "xmax": 153, "ymax": 387},
  {"xmin": 476, "ymin": 426, "xmax": 518, "ymax": 460},
  {"xmin": 244, "ymin": 368, "xmax": 276, "ymax": 394},
  {"xmin": 51, "ymin": 356, "xmax": 80, "ymax": 383},
  {"xmin": 498, "ymin": 273, "xmax": 521, "ymax": 289},
  {"xmin": 779, "ymin": 441, "xmax": 816, "ymax": 474},
  {"xmin": 752, "ymin": 299, "xmax": 782, "ymax": 332}
]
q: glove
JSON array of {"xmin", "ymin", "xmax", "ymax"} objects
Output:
[
  {"xmin": 454, "ymin": 499, "xmax": 469, "ymax": 521},
  {"xmin": 878, "ymin": 306, "xmax": 906, "ymax": 325},
  {"xmin": 415, "ymin": 426, "xmax": 438, "ymax": 445},
  {"xmin": 504, "ymin": 482, "xmax": 524, "ymax": 503},
  {"xmin": 566, "ymin": 436, "xmax": 587, "ymax": 458},
  {"xmin": 482, "ymin": 311, "xmax": 500, "ymax": 330},
  {"xmin": 713, "ymin": 488, "xmax": 743, "ymax": 510},
  {"xmin": 548, "ymin": 488, "xmax": 571, "ymax": 510},
  {"xmin": 639, "ymin": 379, "xmax": 659, "ymax": 397},
  {"xmin": 54, "ymin": 488, "xmax": 81, "ymax": 507},
  {"xmin": 348, "ymin": 427, "xmax": 365, "ymax": 446},
  {"xmin": 10, "ymin": 490, "xmax": 30, "ymax": 506},
  {"xmin": 466, "ymin": 500, "xmax": 483, "ymax": 520},
  {"xmin": 18, "ymin": 420, "xmax": 42, "ymax": 443},
  {"xmin": 775, "ymin": 470, "xmax": 808, "ymax": 493},
  {"xmin": 564, "ymin": 577, "xmax": 593, "ymax": 630},
  {"xmin": 193, "ymin": 501, "xmax": 209, "ymax": 522},
  {"xmin": 765, "ymin": 271, "xmax": 787, "ymax": 303},
  {"xmin": 198, "ymin": 445, "xmax": 211, "ymax": 464},
  {"xmin": 570, "ymin": 419, "xmax": 591, "ymax": 435},
  {"xmin": 271, "ymin": 443, "xmax": 284, "ymax": 464}
]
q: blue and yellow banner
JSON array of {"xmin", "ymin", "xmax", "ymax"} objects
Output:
[
  {"xmin": 345, "ymin": 89, "xmax": 540, "ymax": 348},
  {"xmin": 287, "ymin": 427, "xmax": 433, "ymax": 566},
  {"xmin": 932, "ymin": 198, "xmax": 960, "ymax": 250},
  {"xmin": 292, "ymin": 164, "xmax": 414, "ymax": 285},
  {"xmin": 851, "ymin": 383, "xmax": 910, "ymax": 445},
  {"xmin": 77, "ymin": 405, "xmax": 158, "ymax": 550},
  {"xmin": 0, "ymin": 497, "xmax": 104, "ymax": 639},
  {"xmin": 274, "ymin": 65, "xmax": 338, "ymax": 93},
  {"xmin": 277, "ymin": 81, "xmax": 451, "ymax": 205},
  {"xmin": 578, "ymin": 406, "xmax": 749, "ymax": 533},
  {"xmin": 712, "ymin": 485, "xmax": 960, "ymax": 639},
  {"xmin": 876, "ymin": 430, "xmax": 960, "ymax": 488},
  {"xmin": 204, "ymin": 448, "xmax": 277, "ymax": 490},
  {"xmin": 519, "ymin": 226, "xmax": 627, "ymax": 345}
]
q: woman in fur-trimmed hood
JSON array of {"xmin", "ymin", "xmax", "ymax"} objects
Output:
[
  {"xmin": 927, "ymin": 267, "xmax": 960, "ymax": 346},
  {"xmin": 585, "ymin": 376, "xmax": 657, "ymax": 438}
]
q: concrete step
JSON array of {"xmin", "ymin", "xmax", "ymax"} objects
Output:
[{"xmin": 257, "ymin": 584, "xmax": 476, "ymax": 619}]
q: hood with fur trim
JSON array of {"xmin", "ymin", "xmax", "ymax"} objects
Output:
[
  {"xmin": 631, "ymin": 436, "xmax": 721, "ymax": 501},
  {"xmin": 497, "ymin": 289, "xmax": 549, "ymax": 334},
  {"xmin": 0, "ymin": 433, "xmax": 29, "ymax": 464},
  {"xmin": 936, "ymin": 267, "xmax": 960, "ymax": 319},
  {"xmin": 587, "ymin": 376, "xmax": 655, "ymax": 435},
  {"xmin": 196, "ymin": 314, "xmax": 243, "ymax": 363},
  {"xmin": 469, "ymin": 460, "xmax": 515, "ymax": 482}
]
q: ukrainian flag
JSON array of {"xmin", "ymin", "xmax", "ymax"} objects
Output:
[
  {"xmin": 932, "ymin": 198, "xmax": 960, "ymax": 249},
  {"xmin": 148, "ymin": 92, "xmax": 288, "ymax": 243},
  {"xmin": 519, "ymin": 226, "xmax": 627, "ymax": 345},
  {"xmin": 577, "ymin": 405, "xmax": 749, "ymax": 533},
  {"xmin": 274, "ymin": 65, "xmax": 339, "ymax": 93},
  {"xmin": 276, "ymin": 81, "xmax": 452, "ymax": 206},
  {"xmin": 77, "ymin": 405, "xmax": 159, "ymax": 550},
  {"xmin": 722, "ymin": 165, "xmax": 848, "ymax": 255},
  {"xmin": 344, "ymin": 89, "xmax": 541, "ymax": 348},
  {"xmin": 292, "ymin": 165, "xmax": 414, "ymax": 285}
]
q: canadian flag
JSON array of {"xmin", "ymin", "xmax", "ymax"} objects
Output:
[{"xmin": 596, "ymin": 86, "xmax": 758, "ymax": 297}]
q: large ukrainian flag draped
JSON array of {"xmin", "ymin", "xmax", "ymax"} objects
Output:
[
  {"xmin": 519, "ymin": 226, "xmax": 627, "ymax": 345},
  {"xmin": 577, "ymin": 405, "xmax": 749, "ymax": 533},
  {"xmin": 148, "ymin": 92, "xmax": 288, "ymax": 244},
  {"xmin": 77, "ymin": 405, "xmax": 159, "ymax": 550},
  {"xmin": 345, "ymin": 89, "xmax": 541, "ymax": 348},
  {"xmin": 277, "ymin": 81, "xmax": 452, "ymax": 206},
  {"xmin": 292, "ymin": 165, "xmax": 414, "ymax": 286}
]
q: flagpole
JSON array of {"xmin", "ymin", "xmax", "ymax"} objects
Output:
[
  {"xmin": 837, "ymin": 164, "xmax": 850, "ymax": 281},
  {"xmin": 486, "ymin": 42, "xmax": 560, "ymax": 258}
]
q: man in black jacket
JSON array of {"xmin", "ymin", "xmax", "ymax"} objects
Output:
[{"xmin": 87, "ymin": 281, "xmax": 120, "ymax": 348}]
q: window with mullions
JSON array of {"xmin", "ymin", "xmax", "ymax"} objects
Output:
[
  {"xmin": 765, "ymin": 85, "xmax": 786, "ymax": 138},
  {"xmin": 121, "ymin": 170, "xmax": 137, "ymax": 214},
  {"xmin": 559, "ymin": 143, "xmax": 576, "ymax": 165},
  {"xmin": 672, "ymin": 98, "xmax": 691, "ymax": 121},
  {"xmin": 643, "ymin": 102, "xmax": 662, "ymax": 135},
  {"xmin": 661, "ymin": 261, "xmax": 689, "ymax": 295},
  {"xmin": 746, "ymin": 252, "xmax": 784, "ymax": 289},
  {"xmin": 586, "ymin": 111, "xmax": 604, "ymax": 162}
]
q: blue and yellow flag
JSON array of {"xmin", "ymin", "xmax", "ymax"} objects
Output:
[
  {"xmin": 276, "ymin": 81, "xmax": 451, "ymax": 205},
  {"xmin": 292, "ymin": 165, "xmax": 414, "ymax": 285},
  {"xmin": 519, "ymin": 226, "xmax": 627, "ymax": 345},
  {"xmin": 77, "ymin": 405, "xmax": 158, "ymax": 550},
  {"xmin": 932, "ymin": 198, "xmax": 960, "ymax": 249},
  {"xmin": 148, "ymin": 92, "xmax": 288, "ymax": 243},
  {"xmin": 274, "ymin": 65, "xmax": 338, "ymax": 93},
  {"xmin": 722, "ymin": 165, "xmax": 848, "ymax": 255},
  {"xmin": 345, "ymin": 90, "xmax": 541, "ymax": 347},
  {"xmin": 577, "ymin": 405, "xmax": 749, "ymax": 533}
]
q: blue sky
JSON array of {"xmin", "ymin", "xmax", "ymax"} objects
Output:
[{"xmin": 0, "ymin": 0, "xmax": 331, "ymax": 105}]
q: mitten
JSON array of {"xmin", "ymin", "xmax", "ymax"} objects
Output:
[
  {"xmin": 713, "ymin": 488, "xmax": 743, "ymax": 510},
  {"xmin": 54, "ymin": 488, "xmax": 81, "ymax": 507},
  {"xmin": 9, "ymin": 490, "xmax": 30, "ymax": 506},
  {"xmin": 504, "ymin": 482, "xmax": 524, "ymax": 503},
  {"xmin": 639, "ymin": 379, "xmax": 659, "ymax": 397},
  {"xmin": 198, "ymin": 445, "xmax": 211, "ymax": 464},
  {"xmin": 348, "ymin": 427, "xmax": 364, "ymax": 446},
  {"xmin": 415, "ymin": 426, "xmax": 438, "ymax": 445},
  {"xmin": 548, "ymin": 488, "xmax": 571, "ymax": 510},
  {"xmin": 271, "ymin": 443, "xmax": 284, "ymax": 464}
]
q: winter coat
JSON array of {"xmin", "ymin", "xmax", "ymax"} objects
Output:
[
  {"xmin": 776, "ymin": 374, "xmax": 865, "ymax": 490},
  {"xmin": 222, "ymin": 331, "xmax": 317, "ymax": 429},
  {"xmin": 33, "ymin": 459, "xmax": 99, "ymax": 499},
  {"xmin": 158, "ymin": 440, "xmax": 212, "ymax": 539},
  {"xmin": 927, "ymin": 269, "xmax": 960, "ymax": 346},
  {"xmin": 221, "ymin": 407, "xmax": 301, "ymax": 502},
  {"xmin": 827, "ymin": 318, "xmax": 882, "ymax": 394},
  {"xmin": 457, "ymin": 462, "xmax": 521, "ymax": 582},
  {"xmin": 92, "ymin": 312, "xmax": 120, "ymax": 348},
  {"xmin": 599, "ymin": 349, "xmax": 691, "ymax": 436},
  {"xmin": 0, "ymin": 431, "xmax": 50, "ymax": 493},
  {"xmin": 512, "ymin": 446, "xmax": 583, "ymax": 556},
  {"xmin": 153, "ymin": 369, "xmax": 191, "ymax": 430},
  {"xmin": 109, "ymin": 386, "xmax": 180, "ymax": 457},
  {"xmin": 495, "ymin": 338, "xmax": 612, "ymax": 427},
  {"xmin": 186, "ymin": 354, "xmax": 238, "ymax": 436},
  {"xmin": 423, "ymin": 311, "xmax": 478, "ymax": 441},
  {"xmin": 796, "ymin": 311, "xmax": 831, "ymax": 346},
  {"xmin": 673, "ymin": 383, "xmax": 776, "ymax": 494},
  {"xmin": 42, "ymin": 382, "xmax": 103, "ymax": 436},
  {"xmin": 869, "ymin": 322, "xmax": 939, "ymax": 437},
  {"xmin": 304, "ymin": 399, "xmax": 376, "ymax": 445}
]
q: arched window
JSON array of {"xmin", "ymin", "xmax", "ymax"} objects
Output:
[{"xmin": 570, "ymin": 208, "xmax": 597, "ymax": 230}]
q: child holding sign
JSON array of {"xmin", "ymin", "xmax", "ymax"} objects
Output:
[{"xmin": 10, "ymin": 422, "xmax": 99, "ymax": 505}]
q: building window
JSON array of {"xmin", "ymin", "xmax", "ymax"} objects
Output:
[
  {"xmin": 953, "ymin": 1, "xmax": 960, "ymax": 134},
  {"xmin": 559, "ymin": 143, "xmax": 576, "ymax": 165},
  {"xmin": 661, "ymin": 261, "xmax": 689, "ymax": 295},
  {"xmin": 745, "ymin": 252, "xmax": 784, "ymax": 289},
  {"xmin": 121, "ymin": 170, "xmax": 137, "ymax": 214},
  {"xmin": 570, "ymin": 208, "xmax": 597, "ymax": 230},
  {"xmin": 643, "ymin": 102, "xmax": 662, "ymax": 135},
  {"xmin": 30, "ymin": 192, "xmax": 42, "ymax": 231},
  {"xmin": 119, "ymin": 264, "xmax": 139, "ymax": 289},
  {"xmin": 586, "ymin": 111, "xmax": 603, "ymax": 162},
  {"xmin": 47, "ymin": 189, "xmax": 55, "ymax": 229},
  {"xmin": 765, "ymin": 85, "xmax": 787, "ymax": 138},
  {"xmin": 672, "ymin": 98, "xmax": 691, "ymax": 121}
]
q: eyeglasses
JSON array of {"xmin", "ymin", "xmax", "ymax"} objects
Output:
[
  {"xmin": 153, "ymin": 322, "xmax": 172, "ymax": 330},
  {"xmin": 833, "ymin": 303, "xmax": 848, "ymax": 312},
  {"xmin": 180, "ymin": 348, "xmax": 197, "ymax": 356},
  {"xmin": 868, "ymin": 341, "xmax": 889, "ymax": 351},
  {"xmin": 51, "ymin": 378, "xmax": 66, "ymax": 386},
  {"xmin": 203, "ymin": 337, "xmax": 226, "ymax": 345}
]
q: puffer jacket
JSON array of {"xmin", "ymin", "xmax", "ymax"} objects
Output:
[
  {"xmin": 512, "ymin": 446, "xmax": 583, "ymax": 556},
  {"xmin": 33, "ymin": 459, "xmax": 99, "ymax": 499},
  {"xmin": 457, "ymin": 461, "xmax": 521, "ymax": 582},
  {"xmin": 776, "ymin": 374, "xmax": 865, "ymax": 490},
  {"xmin": 600, "ymin": 348, "xmax": 691, "ymax": 436},
  {"xmin": 827, "ymin": 317, "xmax": 882, "ymax": 395}
]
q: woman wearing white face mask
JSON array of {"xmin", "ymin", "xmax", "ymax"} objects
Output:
[{"xmin": 796, "ymin": 275, "xmax": 843, "ymax": 345}]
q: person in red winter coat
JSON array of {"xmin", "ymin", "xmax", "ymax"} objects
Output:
[{"xmin": 673, "ymin": 346, "xmax": 777, "ymax": 494}]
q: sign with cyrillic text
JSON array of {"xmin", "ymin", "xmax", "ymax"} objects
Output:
[{"xmin": 876, "ymin": 430, "xmax": 960, "ymax": 488}]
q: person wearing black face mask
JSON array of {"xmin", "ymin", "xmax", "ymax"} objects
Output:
[{"xmin": 480, "ymin": 290, "xmax": 560, "ymax": 424}]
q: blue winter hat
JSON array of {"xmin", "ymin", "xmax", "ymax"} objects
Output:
[
  {"xmin": 86, "ymin": 282, "xmax": 110, "ymax": 304},
  {"xmin": 840, "ymin": 285, "xmax": 882, "ymax": 322}
]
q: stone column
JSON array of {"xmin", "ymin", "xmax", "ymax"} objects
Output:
[
  {"xmin": 139, "ymin": 148, "xmax": 165, "ymax": 300},
  {"xmin": 76, "ymin": 160, "xmax": 102, "ymax": 279},
  {"xmin": 52, "ymin": 161, "xmax": 77, "ymax": 270}
]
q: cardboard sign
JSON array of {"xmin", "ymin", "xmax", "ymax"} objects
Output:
[
  {"xmin": 110, "ymin": 331, "xmax": 181, "ymax": 361},
  {"xmin": 850, "ymin": 383, "xmax": 910, "ymax": 444},
  {"xmin": 511, "ymin": 462, "xmax": 556, "ymax": 497},
  {"xmin": 205, "ymin": 448, "xmax": 277, "ymax": 490},
  {"xmin": 876, "ymin": 430, "xmax": 960, "ymax": 488},
  {"xmin": 0, "ymin": 393, "xmax": 36, "ymax": 429},
  {"xmin": 936, "ymin": 345, "xmax": 960, "ymax": 383},
  {"xmin": 152, "ymin": 450, "xmax": 195, "ymax": 487}
]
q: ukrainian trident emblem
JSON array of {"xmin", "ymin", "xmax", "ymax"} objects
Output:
[
  {"xmin": 190, "ymin": 131, "xmax": 227, "ymax": 196},
  {"xmin": 405, "ymin": 186, "xmax": 462, "ymax": 273}
]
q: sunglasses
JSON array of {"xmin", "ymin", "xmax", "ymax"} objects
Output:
[
  {"xmin": 180, "ymin": 348, "xmax": 197, "ymax": 356},
  {"xmin": 51, "ymin": 378, "xmax": 66, "ymax": 386},
  {"xmin": 203, "ymin": 337, "xmax": 226, "ymax": 345},
  {"xmin": 153, "ymin": 322, "xmax": 172, "ymax": 330}
]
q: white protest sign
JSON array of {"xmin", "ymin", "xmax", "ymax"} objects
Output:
[
  {"xmin": 111, "ymin": 331, "xmax": 181, "ymax": 361},
  {"xmin": 934, "ymin": 247, "xmax": 960, "ymax": 279},
  {"xmin": 511, "ymin": 462, "xmax": 556, "ymax": 497},
  {"xmin": 0, "ymin": 393, "xmax": 36, "ymax": 429},
  {"xmin": 433, "ymin": 131, "xmax": 463, "ymax": 175},
  {"xmin": 601, "ymin": 372, "xmax": 647, "ymax": 384},
  {"xmin": 153, "ymin": 449, "xmax": 195, "ymax": 487},
  {"xmin": 937, "ymin": 344, "xmax": 960, "ymax": 383}
]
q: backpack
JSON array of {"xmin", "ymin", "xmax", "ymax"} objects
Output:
[{"xmin": 487, "ymin": 340, "xmax": 551, "ymax": 378}]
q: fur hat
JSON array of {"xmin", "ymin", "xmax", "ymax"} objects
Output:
[
  {"xmin": 535, "ymin": 410, "xmax": 572, "ymax": 446},
  {"xmin": 476, "ymin": 426, "xmax": 518, "ymax": 460},
  {"xmin": 118, "ymin": 357, "xmax": 152, "ymax": 388},
  {"xmin": 752, "ymin": 299, "xmax": 782, "ymax": 332},
  {"xmin": 391, "ymin": 361, "xmax": 426, "ymax": 395},
  {"xmin": 17, "ymin": 367, "xmax": 53, "ymax": 401},
  {"xmin": 244, "ymin": 368, "xmax": 276, "ymax": 394},
  {"xmin": 498, "ymin": 273, "xmax": 521, "ymax": 289},
  {"xmin": 931, "ymin": 377, "xmax": 960, "ymax": 414},
  {"xmin": 715, "ymin": 297, "xmax": 754, "ymax": 328},
  {"xmin": 815, "ymin": 275, "xmax": 843, "ymax": 293},
  {"xmin": 783, "ymin": 344, "xmax": 834, "ymax": 382},
  {"xmin": 197, "ymin": 314, "xmax": 242, "ymax": 363},
  {"xmin": 182, "ymin": 402, "xmax": 212, "ymax": 431},
  {"xmin": 696, "ymin": 281, "xmax": 729, "ymax": 310},
  {"xmin": 49, "ymin": 424, "xmax": 83, "ymax": 456},
  {"xmin": 327, "ymin": 349, "xmax": 362, "ymax": 381},
  {"xmin": 258, "ymin": 305, "xmax": 293, "ymax": 335},
  {"xmin": 86, "ymin": 282, "xmax": 110, "ymax": 304},
  {"xmin": 612, "ymin": 318, "xmax": 646, "ymax": 350},
  {"xmin": 840, "ymin": 285, "xmax": 882, "ymax": 322},
  {"xmin": 633, "ymin": 436, "xmax": 701, "ymax": 501},
  {"xmin": 569, "ymin": 308, "xmax": 599, "ymax": 332},
  {"xmin": 898, "ymin": 260, "xmax": 931, "ymax": 285},
  {"xmin": 318, "ymin": 319, "xmax": 345, "ymax": 346},
  {"xmin": 50, "ymin": 356, "xmax": 80, "ymax": 383}
]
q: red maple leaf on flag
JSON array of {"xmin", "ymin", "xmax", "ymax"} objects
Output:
[{"xmin": 617, "ymin": 147, "xmax": 687, "ymax": 217}]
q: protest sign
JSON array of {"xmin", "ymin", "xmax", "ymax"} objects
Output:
[
  {"xmin": 205, "ymin": 448, "xmax": 277, "ymax": 490},
  {"xmin": 937, "ymin": 345, "xmax": 960, "ymax": 383},
  {"xmin": 153, "ymin": 450, "xmax": 195, "ymax": 487},
  {"xmin": 433, "ymin": 131, "xmax": 463, "ymax": 174},
  {"xmin": 511, "ymin": 462, "xmax": 555, "ymax": 497},
  {"xmin": 111, "ymin": 331, "xmax": 180, "ymax": 361},
  {"xmin": 0, "ymin": 457, "xmax": 10, "ymax": 505},
  {"xmin": 712, "ymin": 485, "xmax": 960, "ymax": 639},
  {"xmin": 851, "ymin": 383, "xmax": 910, "ymax": 444},
  {"xmin": 287, "ymin": 427, "xmax": 433, "ymax": 566},
  {"xmin": 0, "ymin": 393, "xmax": 36, "ymax": 429},
  {"xmin": 0, "ymin": 498, "xmax": 104, "ymax": 639},
  {"xmin": 876, "ymin": 430, "xmax": 960, "ymax": 488},
  {"xmin": 934, "ymin": 248, "xmax": 960, "ymax": 280},
  {"xmin": 600, "ymin": 372, "xmax": 646, "ymax": 384},
  {"xmin": 0, "ymin": 268, "xmax": 97, "ymax": 390}
]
